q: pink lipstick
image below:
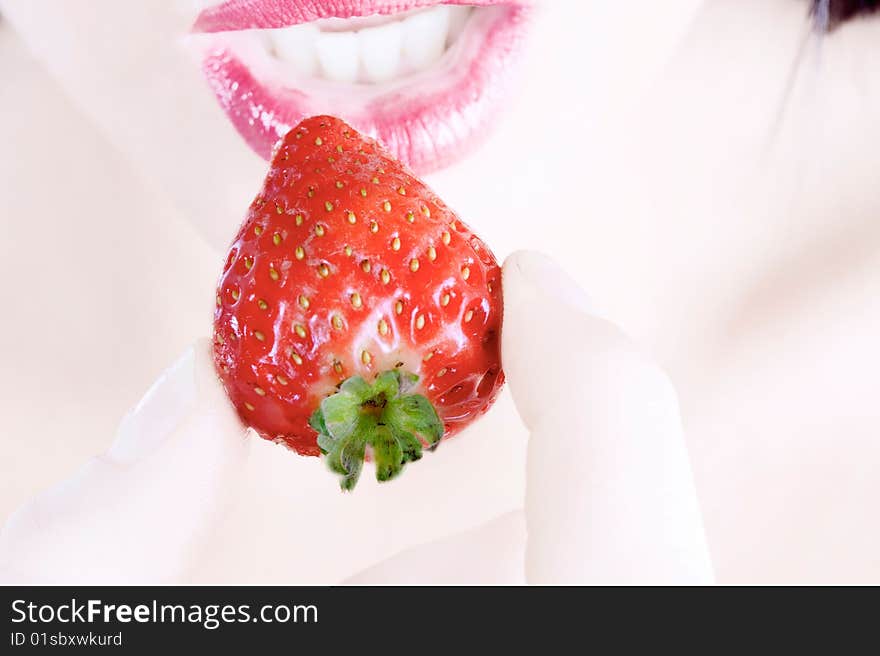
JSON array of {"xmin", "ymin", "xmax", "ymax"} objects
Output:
[{"xmin": 191, "ymin": 1, "xmax": 533, "ymax": 173}]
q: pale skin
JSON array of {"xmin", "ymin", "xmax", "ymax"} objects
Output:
[{"xmin": 0, "ymin": 0, "xmax": 879, "ymax": 583}]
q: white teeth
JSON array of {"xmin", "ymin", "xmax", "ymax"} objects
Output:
[
  {"xmin": 401, "ymin": 5, "xmax": 451, "ymax": 74},
  {"xmin": 269, "ymin": 4, "xmax": 466, "ymax": 84},
  {"xmin": 447, "ymin": 6, "xmax": 473, "ymax": 45},
  {"xmin": 359, "ymin": 20, "xmax": 404, "ymax": 84},
  {"xmin": 315, "ymin": 30, "xmax": 360, "ymax": 83},
  {"xmin": 269, "ymin": 23, "xmax": 319, "ymax": 77}
]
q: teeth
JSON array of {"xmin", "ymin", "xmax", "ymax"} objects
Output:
[
  {"xmin": 447, "ymin": 6, "xmax": 473, "ymax": 45},
  {"xmin": 401, "ymin": 6, "xmax": 451, "ymax": 74},
  {"xmin": 269, "ymin": 5, "xmax": 465, "ymax": 84},
  {"xmin": 269, "ymin": 23, "xmax": 319, "ymax": 77},
  {"xmin": 315, "ymin": 30, "xmax": 360, "ymax": 83},
  {"xmin": 359, "ymin": 20, "xmax": 404, "ymax": 84}
]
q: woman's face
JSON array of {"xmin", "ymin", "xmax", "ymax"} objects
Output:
[
  {"xmin": 0, "ymin": 0, "xmax": 711, "ymax": 253},
  {"xmin": 4, "ymin": 0, "xmax": 880, "ymax": 583},
  {"xmin": 6, "ymin": 0, "xmax": 880, "ymax": 372},
  {"xmin": 3, "ymin": 1, "xmax": 879, "ymax": 271}
]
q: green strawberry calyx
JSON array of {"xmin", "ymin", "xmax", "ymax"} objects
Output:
[{"xmin": 309, "ymin": 370, "xmax": 444, "ymax": 491}]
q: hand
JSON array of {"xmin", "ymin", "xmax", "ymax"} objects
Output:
[
  {"xmin": 0, "ymin": 251, "xmax": 713, "ymax": 585},
  {"xmin": 348, "ymin": 251, "xmax": 714, "ymax": 584},
  {"xmin": 0, "ymin": 341, "xmax": 248, "ymax": 584}
]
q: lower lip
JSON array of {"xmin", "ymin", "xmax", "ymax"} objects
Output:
[{"xmin": 197, "ymin": 4, "xmax": 531, "ymax": 174}]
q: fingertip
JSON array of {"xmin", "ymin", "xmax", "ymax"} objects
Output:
[
  {"xmin": 502, "ymin": 251, "xmax": 674, "ymax": 431},
  {"xmin": 106, "ymin": 339, "xmax": 246, "ymax": 466},
  {"xmin": 107, "ymin": 344, "xmax": 199, "ymax": 464},
  {"xmin": 192, "ymin": 336, "xmax": 234, "ymax": 410},
  {"xmin": 503, "ymin": 250, "xmax": 599, "ymax": 318}
]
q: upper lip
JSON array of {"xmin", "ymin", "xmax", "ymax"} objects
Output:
[{"xmin": 193, "ymin": 0, "xmax": 521, "ymax": 33}]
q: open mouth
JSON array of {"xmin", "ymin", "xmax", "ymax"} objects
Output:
[{"xmin": 190, "ymin": 1, "xmax": 533, "ymax": 174}]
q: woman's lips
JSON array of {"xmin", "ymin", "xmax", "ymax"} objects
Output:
[
  {"xmin": 191, "ymin": 1, "xmax": 532, "ymax": 173},
  {"xmin": 193, "ymin": 0, "xmax": 524, "ymax": 34}
]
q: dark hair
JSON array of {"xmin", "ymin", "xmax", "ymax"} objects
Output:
[{"xmin": 813, "ymin": 0, "xmax": 880, "ymax": 30}]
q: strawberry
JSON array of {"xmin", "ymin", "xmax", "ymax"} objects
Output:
[{"xmin": 213, "ymin": 116, "xmax": 504, "ymax": 489}]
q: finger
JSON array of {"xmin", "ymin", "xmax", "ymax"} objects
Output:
[
  {"xmin": 502, "ymin": 251, "xmax": 714, "ymax": 585},
  {"xmin": 0, "ymin": 338, "xmax": 249, "ymax": 584},
  {"xmin": 342, "ymin": 511, "xmax": 525, "ymax": 585},
  {"xmin": 108, "ymin": 337, "xmax": 247, "ymax": 465}
]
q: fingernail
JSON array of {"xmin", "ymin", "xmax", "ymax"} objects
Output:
[
  {"xmin": 106, "ymin": 345, "xmax": 198, "ymax": 464},
  {"xmin": 503, "ymin": 250, "xmax": 598, "ymax": 317}
]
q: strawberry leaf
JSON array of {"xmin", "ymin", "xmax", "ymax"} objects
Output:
[
  {"xmin": 321, "ymin": 376, "xmax": 371, "ymax": 441},
  {"xmin": 372, "ymin": 425, "xmax": 404, "ymax": 482},
  {"xmin": 309, "ymin": 407, "xmax": 328, "ymax": 437},
  {"xmin": 372, "ymin": 370, "xmax": 401, "ymax": 400},
  {"xmin": 384, "ymin": 394, "xmax": 444, "ymax": 450},
  {"xmin": 315, "ymin": 430, "xmax": 336, "ymax": 455},
  {"xmin": 390, "ymin": 425, "xmax": 423, "ymax": 464}
]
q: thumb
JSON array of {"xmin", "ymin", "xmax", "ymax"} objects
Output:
[
  {"xmin": 0, "ymin": 338, "xmax": 248, "ymax": 584},
  {"xmin": 502, "ymin": 251, "xmax": 714, "ymax": 584}
]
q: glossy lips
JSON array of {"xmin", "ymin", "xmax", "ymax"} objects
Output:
[{"xmin": 192, "ymin": 1, "xmax": 532, "ymax": 173}]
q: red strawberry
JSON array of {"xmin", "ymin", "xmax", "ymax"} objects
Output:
[{"xmin": 213, "ymin": 116, "xmax": 504, "ymax": 489}]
